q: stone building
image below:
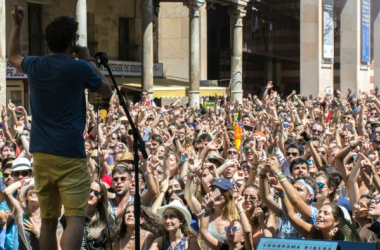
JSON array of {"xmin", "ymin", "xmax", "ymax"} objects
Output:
[{"xmin": 1, "ymin": 0, "xmax": 380, "ymax": 110}]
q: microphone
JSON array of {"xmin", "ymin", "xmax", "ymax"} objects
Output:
[{"xmin": 73, "ymin": 45, "xmax": 80, "ymax": 53}]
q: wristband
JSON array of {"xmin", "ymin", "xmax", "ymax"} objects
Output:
[
  {"xmin": 19, "ymin": 179, "xmax": 26, "ymax": 187},
  {"xmin": 279, "ymin": 176, "xmax": 287, "ymax": 182},
  {"xmin": 250, "ymin": 168, "xmax": 258, "ymax": 172},
  {"xmin": 280, "ymin": 192, "xmax": 286, "ymax": 199},
  {"xmin": 259, "ymin": 174, "xmax": 267, "ymax": 179},
  {"xmin": 188, "ymin": 172, "xmax": 195, "ymax": 180}
]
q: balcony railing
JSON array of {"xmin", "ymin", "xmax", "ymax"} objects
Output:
[{"xmin": 119, "ymin": 43, "xmax": 139, "ymax": 61}]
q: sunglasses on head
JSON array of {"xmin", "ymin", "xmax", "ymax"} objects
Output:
[
  {"xmin": 317, "ymin": 182, "xmax": 325, "ymax": 190},
  {"xmin": 90, "ymin": 189, "xmax": 102, "ymax": 196},
  {"xmin": 12, "ymin": 171, "xmax": 29, "ymax": 177},
  {"xmin": 225, "ymin": 226, "xmax": 239, "ymax": 232},
  {"xmin": 112, "ymin": 177, "xmax": 130, "ymax": 182},
  {"xmin": 286, "ymin": 152, "xmax": 298, "ymax": 157},
  {"xmin": 227, "ymin": 150, "xmax": 238, "ymax": 155}
]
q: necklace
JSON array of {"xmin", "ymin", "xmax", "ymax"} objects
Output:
[{"xmin": 126, "ymin": 232, "xmax": 135, "ymax": 240}]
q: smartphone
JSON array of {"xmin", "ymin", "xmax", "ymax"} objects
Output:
[
  {"xmin": 15, "ymin": 107, "xmax": 21, "ymax": 113},
  {"xmin": 243, "ymin": 125, "xmax": 254, "ymax": 131},
  {"xmin": 112, "ymin": 123, "xmax": 120, "ymax": 133},
  {"xmin": 210, "ymin": 189, "xmax": 221, "ymax": 201},
  {"xmin": 300, "ymin": 131, "xmax": 311, "ymax": 142}
]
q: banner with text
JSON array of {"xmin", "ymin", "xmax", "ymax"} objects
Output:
[
  {"xmin": 361, "ymin": 0, "xmax": 370, "ymax": 63},
  {"xmin": 98, "ymin": 61, "xmax": 163, "ymax": 77}
]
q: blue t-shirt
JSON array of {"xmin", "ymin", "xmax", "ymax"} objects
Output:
[
  {"xmin": 21, "ymin": 55, "xmax": 102, "ymax": 158},
  {"xmin": 278, "ymin": 205, "xmax": 318, "ymax": 239},
  {"xmin": 0, "ymin": 193, "xmax": 18, "ymax": 250}
]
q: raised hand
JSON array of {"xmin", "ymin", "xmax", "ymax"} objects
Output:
[{"xmin": 11, "ymin": 4, "xmax": 25, "ymax": 25}]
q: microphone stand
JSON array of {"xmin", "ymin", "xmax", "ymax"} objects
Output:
[{"xmin": 95, "ymin": 52, "xmax": 147, "ymax": 250}]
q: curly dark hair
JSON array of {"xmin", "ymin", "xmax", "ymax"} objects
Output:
[
  {"xmin": 45, "ymin": 16, "xmax": 78, "ymax": 53},
  {"xmin": 110, "ymin": 203, "xmax": 165, "ymax": 243}
]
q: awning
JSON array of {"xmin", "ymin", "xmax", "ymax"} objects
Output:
[{"xmin": 117, "ymin": 77, "xmax": 229, "ymax": 98}]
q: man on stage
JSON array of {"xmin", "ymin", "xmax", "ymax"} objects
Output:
[{"xmin": 7, "ymin": 5, "xmax": 112, "ymax": 250}]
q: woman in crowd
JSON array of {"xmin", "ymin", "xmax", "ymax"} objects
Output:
[
  {"xmin": 150, "ymin": 200, "xmax": 201, "ymax": 250},
  {"xmin": 4, "ymin": 178, "xmax": 40, "ymax": 249},
  {"xmin": 242, "ymin": 185, "xmax": 275, "ymax": 249},
  {"xmin": 111, "ymin": 203, "xmax": 162, "ymax": 250},
  {"xmin": 60, "ymin": 180, "xmax": 109, "ymax": 249},
  {"xmin": 199, "ymin": 196, "xmax": 253, "ymax": 250}
]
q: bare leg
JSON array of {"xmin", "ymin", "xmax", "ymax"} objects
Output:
[
  {"xmin": 40, "ymin": 219, "xmax": 58, "ymax": 250},
  {"xmin": 60, "ymin": 216, "xmax": 86, "ymax": 250}
]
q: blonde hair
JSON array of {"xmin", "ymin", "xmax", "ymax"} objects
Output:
[{"xmin": 220, "ymin": 189, "xmax": 239, "ymax": 222}]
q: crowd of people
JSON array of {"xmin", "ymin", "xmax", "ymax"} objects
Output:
[
  {"xmin": 3, "ymin": 4, "xmax": 380, "ymax": 250},
  {"xmin": 2, "ymin": 83, "xmax": 380, "ymax": 249}
]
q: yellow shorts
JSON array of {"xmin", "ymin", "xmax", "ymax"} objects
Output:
[{"xmin": 33, "ymin": 152, "xmax": 91, "ymax": 220}]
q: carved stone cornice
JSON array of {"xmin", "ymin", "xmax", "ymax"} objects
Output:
[
  {"xmin": 184, "ymin": 0, "xmax": 205, "ymax": 18},
  {"xmin": 228, "ymin": 4, "xmax": 247, "ymax": 27}
]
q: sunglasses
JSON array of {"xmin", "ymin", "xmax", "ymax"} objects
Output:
[
  {"xmin": 12, "ymin": 171, "xmax": 30, "ymax": 177},
  {"xmin": 157, "ymin": 170, "xmax": 163, "ymax": 175},
  {"xmin": 225, "ymin": 226, "xmax": 239, "ymax": 232},
  {"xmin": 195, "ymin": 129, "xmax": 201, "ymax": 133},
  {"xmin": 312, "ymin": 129, "xmax": 323, "ymax": 134},
  {"xmin": 343, "ymin": 116, "xmax": 351, "ymax": 120},
  {"xmin": 317, "ymin": 151, "xmax": 327, "ymax": 155},
  {"xmin": 233, "ymin": 182, "xmax": 243, "ymax": 189},
  {"xmin": 243, "ymin": 195, "xmax": 257, "ymax": 202},
  {"xmin": 75, "ymin": 34, "xmax": 80, "ymax": 41},
  {"xmin": 373, "ymin": 131, "xmax": 380, "ymax": 136},
  {"xmin": 227, "ymin": 150, "xmax": 238, "ymax": 155},
  {"xmin": 283, "ymin": 123, "xmax": 289, "ymax": 128},
  {"xmin": 286, "ymin": 152, "xmax": 299, "ymax": 157},
  {"xmin": 2, "ymin": 173, "xmax": 10, "ymax": 178},
  {"xmin": 306, "ymin": 159, "xmax": 315, "ymax": 164},
  {"xmin": 340, "ymin": 134, "xmax": 348, "ymax": 138},
  {"xmin": 370, "ymin": 198, "xmax": 380, "ymax": 205},
  {"xmin": 243, "ymin": 146, "xmax": 250, "ymax": 152},
  {"xmin": 317, "ymin": 182, "xmax": 325, "ymax": 190},
  {"xmin": 112, "ymin": 177, "xmax": 130, "ymax": 182},
  {"xmin": 90, "ymin": 189, "xmax": 102, "ymax": 196}
]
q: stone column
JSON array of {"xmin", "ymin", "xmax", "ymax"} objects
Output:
[
  {"xmin": 186, "ymin": 0, "xmax": 204, "ymax": 108},
  {"xmin": 76, "ymin": 0, "xmax": 88, "ymax": 102},
  {"xmin": 300, "ymin": 0, "xmax": 334, "ymax": 97},
  {"xmin": 76, "ymin": 0, "xmax": 87, "ymax": 46},
  {"xmin": 142, "ymin": 0, "xmax": 154, "ymax": 100},
  {"xmin": 229, "ymin": 2, "xmax": 248, "ymax": 104},
  {"xmin": 374, "ymin": 0, "xmax": 380, "ymax": 90},
  {"xmin": 340, "ymin": 0, "xmax": 370, "ymax": 93},
  {"xmin": 0, "ymin": 0, "xmax": 5, "ymax": 108}
]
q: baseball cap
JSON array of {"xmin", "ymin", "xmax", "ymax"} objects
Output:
[{"xmin": 211, "ymin": 178, "xmax": 233, "ymax": 192}]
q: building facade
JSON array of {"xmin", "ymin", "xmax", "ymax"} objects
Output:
[{"xmin": 1, "ymin": 0, "xmax": 380, "ymax": 110}]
